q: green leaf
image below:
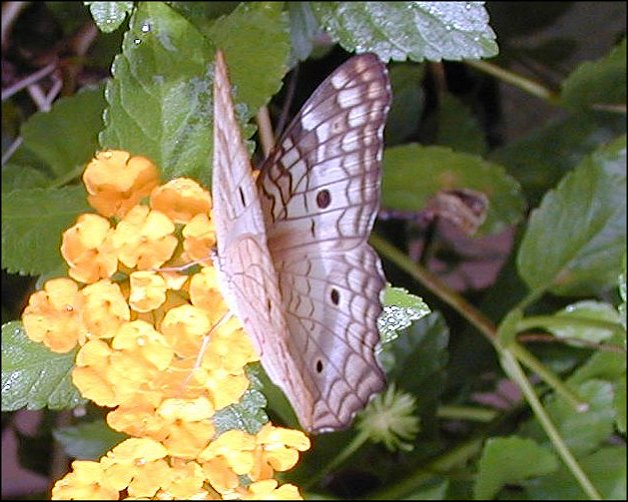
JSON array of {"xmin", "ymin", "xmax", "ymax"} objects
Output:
[
  {"xmin": 523, "ymin": 446, "xmax": 626, "ymax": 500},
  {"xmin": 1, "ymin": 322, "xmax": 85, "ymax": 411},
  {"xmin": 435, "ymin": 93, "xmax": 487, "ymax": 155},
  {"xmin": 1, "ymin": 187, "xmax": 91, "ymax": 275},
  {"xmin": 561, "ymin": 38, "xmax": 626, "ymax": 112},
  {"xmin": 384, "ymin": 63, "xmax": 425, "ymax": 146},
  {"xmin": 517, "ymin": 135, "xmax": 627, "ymax": 297},
  {"xmin": 206, "ymin": 2, "xmax": 291, "ymax": 114},
  {"xmin": 21, "ymin": 85, "xmax": 106, "ymax": 179},
  {"xmin": 615, "ymin": 377, "xmax": 626, "ymax": 434},
  {"xmin": 474, "ymin": 436, "xmax": 558, "ymax": 499},
  {"xmin": 100, "ymin": 2, "xmax": 216, "ymax": 186},
  {"xmin": 384, "ymin": 312, "xmax": 448, "ymax": 426},
  {"xmin": 491, "ymin": 112, "xmax": 626, "ymax": 207},
  {"xmin": 85, "ymin": 1, "xmax": 134, "ymax": 33},
  {"xmin": 378, "ymin": 286, "xmax": 430, "ymax": 344},
  {"xmin": 382, "ymin": 144, "xmax": 525, "ymax": 234},
  {"xmin": 549, "ymin": 301, "xmax": 622, "ymax": 343},
  {"xmin": 54, "ymin": 419, "xmax": 127, "ymax": 460},
  {"xmin": 520, "ymin": 380, "xmax": 615, "ymax": 457},
  {"xmin": 311, "ymin": 2, "xmax": 498, "ymax": 61},
  {"xmin": 212, "ymin": 389, "xmax": 268, "ymax": 435},
  {"xmin": 1, "ymin": 163, "xmax": 51, "ymax": 192}
]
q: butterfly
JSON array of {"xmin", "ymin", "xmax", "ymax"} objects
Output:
[{"xmin": 211, "ymin": 50, "xmax": 391, "ymax": 433}]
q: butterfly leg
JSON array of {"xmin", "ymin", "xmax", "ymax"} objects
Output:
[{"xmin": 179, "ymin": 310, "xmax": 234, "ymax": 391}]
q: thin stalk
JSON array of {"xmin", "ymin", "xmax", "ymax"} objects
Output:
[
  {"xmin": 510, "ymin": 342, "xmax": 588, "ymax": 411},
  {"xmin": 437, "ymin": 405, "xmax": 497, "ymax": 422},
  {"xmin": 466, "ymin": 59, "xmax": 560, "ymax": 104},
  {"xmin": 500, "ymin": 350, "xmax": 602, "ymax": 500}
]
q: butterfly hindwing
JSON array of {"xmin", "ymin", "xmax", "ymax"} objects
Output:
[{"xmin": 257, "ymin": 54, "xmax": 392, "ymax": 432}]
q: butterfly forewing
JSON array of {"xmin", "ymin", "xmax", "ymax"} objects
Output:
[
  {"xmin": 257, "ymin": 54, "xmax": 392, "ymax": 432},
  {"xmin": 212, "ymin": 51, "xmax": 315, "ymax": 426}
]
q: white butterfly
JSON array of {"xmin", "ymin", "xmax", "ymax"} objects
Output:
[{"xmin": 211, "ymin": 50, "xmax": 391, "ymax": 433}]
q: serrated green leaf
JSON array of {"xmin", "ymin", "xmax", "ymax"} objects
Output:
[
  {"xmin": 435, "ymin": 93, "xmax": 487, "ymax": 155},
  {"xmin": 100, "ymin": 2, "xmax": 216, "ymax": 186},
  {"xmin": 561, "ymin": 38, "xmax": 626, "ymax": 112},
  {"xmin": 382, "ymin": 144, "xmax": 525, "ymax": 235},
  {"xmin": 206, "ymin": 2, "xmax": 291, "ymax": 113},
  {"xmin": 384, "ymin": 63, "xmax": 425, "ymax": 146},
  {"xmin": 378, "ymin": 286, "xmax": 430, "ymax": 344},
  {"xmin": 548, "ymin": 301, "xmax": 622, "ymax": 344},
  {"xmin": 474, "ymin": 436, "xmax": 558, "ymax": 499},
  {"xmin": 85, "ymin": 1, "xmax": 134, "ymax": 33},
  {"xmin": 1, "ymin": 187, "xmax": 90, "ymax": 275},
  {"xmin": 1, "ymin": 322, "xmax": 85, "ymax": 411},
  {"xmin": 491, "ymin": 112, "xmax": 626, "ymax": 207},
  {"xmin": 517, "ymin": 135, "xmax": 627, "ymax": 297},
  {"xmin": 21, "ymin": 85, "xmax": 106, "ymax": 179},
  {"xmin": 520, "ymin": 380, "xmax": 615, "ymax": 457},
  {"xmin": 54, "ymin": 419, "xmax": 127, "ymax": 460},
  {"xmin": 212, "ymin": 389, "xmax": 268, "ymax": 435},
  {"xmin": 311, "ymin": 2, "xmax": 498, "ymax": 62},
  {"xmin": 523, "ymin": 446, "xmax": 626, "ymax": 500},
  {"xmin": 384, "ymin": 312, "xmax": 448, "ymax": 426}
]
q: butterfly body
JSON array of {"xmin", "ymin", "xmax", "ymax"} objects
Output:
[{"xmin": 212, "ymin": 50, "xmax": 391, "ymax": 433}]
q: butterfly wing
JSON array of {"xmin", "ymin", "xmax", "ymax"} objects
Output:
[
  {"xmin": 258, "ymin": 54, "xmax": 392, "ymax": 432},
  {"xmin": 211, "ymin": 50, "xmax": 314, "ymax": 424}
]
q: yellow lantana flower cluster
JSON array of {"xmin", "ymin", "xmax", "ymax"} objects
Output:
[{"xmin": 21, "ymin": 150, "xmax": 310, "ymax": 500}]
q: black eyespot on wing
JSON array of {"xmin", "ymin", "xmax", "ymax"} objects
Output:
[
  {"xmin": 330, "ymin": 288, "xmax": 340, "ymax": 305},
  {"xmin": 238, "ymin": 187, "xmax": 246, "ymax": 206},
  {"xmin": 316, "ymin": 189, "xmax": 331, "ymax": 208},
  {"xmin": 316, "ymin": 360, "xmax": 324, "ymax": 373}
]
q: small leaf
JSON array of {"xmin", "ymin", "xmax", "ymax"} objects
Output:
[
  {"xmin": 212, "ymin": 389, "xmax": 268, "ymax": 435},
  {"xmin": 474, "ymin": 436, "xmax": 558, "ymax": 499},
  {"xmin": 54, "ymin": 419, "xmax": 127, "ymax": 460},
  {"xmin": 523, "ymin": 446, "xmax": 626, "ymax": 500},
  {"xmin": 378, "ymin": 286, "xmax": 430, "ymax": 344},
  {"xmin": 382, "ymin": 144, "xmax": 525, "ymax": 234},
  {"xmin": 517, "ymin": 135, "xmax": 626, "ymax": 297},
  {"xmin": 85, "ymin": 1, "xmax": 134, "ymax": 33},
  {"xmin": 561, "ymin": 38, "xmax": 626, "ymax": 112},
  {"xmin": 1, "ymin": 322, "xmax": 85, "ymax": 411},
  {"xmin": 1, "ymin": 187, "xmax": 90, "ymax": 275},
  {"xmin": 549, "ymin": 301, "xmax": 622, "ymax": 343},
  {"xmin": 21, "ymin": 85, "xmax": 106, "ymax": 179},
  {"xmin": 311, "ymin": 2, "xmax": 498, "ymax": 62}
]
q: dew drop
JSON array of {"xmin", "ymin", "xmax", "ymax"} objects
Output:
[
  {"xmin": 133, "ymin": 38, "xmax": 141, "ymax": 46},
  {"xmin": 141, "ymin": 22, "xmax": 151, "ymax": 33}
]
